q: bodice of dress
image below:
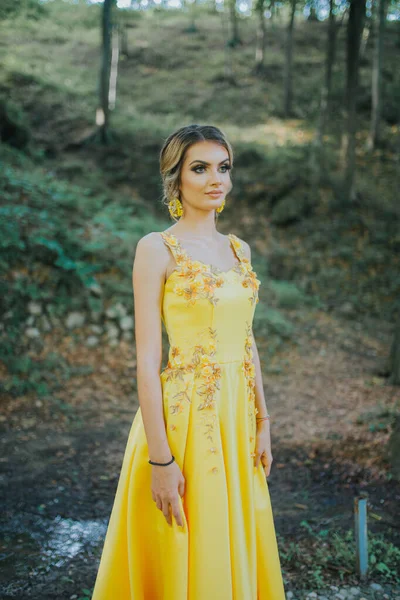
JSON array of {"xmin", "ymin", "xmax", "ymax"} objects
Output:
[{"xmin": 160, "ymin": 231, "xmax": 261, "ymax": 392}]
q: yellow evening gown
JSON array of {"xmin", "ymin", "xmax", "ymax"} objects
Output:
[{"xmin": 91, "ymin": 231, "xmax": 286, "ymax": 600}]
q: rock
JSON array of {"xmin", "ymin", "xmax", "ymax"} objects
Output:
[
  {"xmin": 109, "ymin": 338, "xmax": 119, "ymax": 347},
  {"xmin": 27, "ymin": 301, "xmax": 42, "ymax": 316},
  {"xmin": 307, "ymin": 593, "xmax": 317, "ymax": 598},
  {"xmin": 25, "ymin": 327, "xmax": 40, "ymax": 338},
  {"xmin": 66, "ymin": 312, "xmax": 85, "ymax": 330},
  {"xmin": 286, "ymin": 592, "xmax": 294, "ymax": 599},
  {"xmin": 122, "ymin": 331, "xmax": 133, "ymax": 341},
  {"xmin": 370, "ymin": 583, "xmax": 383, "ymax": 592},
  {"xmin": 86, "ymin": 336, "xmax": 99, "ymax": 347},
  {"xmin": 90, "ymin": 325, "xmax": 103, "ymax": 335},
  {"xmin": 106, "ymin": 324, "xmax": 119, "ymax": 339},
  {"xmin": 106, "ymin": 302, "xmax": 127, "ymax": 319},
  {"xmin": 349, "ymin": 589, "xmax": 361, "ymax": 596},
  {"xmin": 120, "ymin": 315, "xmax": 133, "ymax": 331},
  {"xmin": 26, "ymin": 315, "xmax": 35, "ymax": 326},
  {"xmin": 339, "ymin": 302, "xmax": 354, "ymax": 315}
]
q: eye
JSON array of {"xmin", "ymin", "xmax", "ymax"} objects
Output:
[{"xmin": 192, "ymin": 165, "xmax": 231, "ymax": 173}]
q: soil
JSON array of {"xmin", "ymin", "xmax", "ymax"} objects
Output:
[{"xmin": 1, "ymin": 306, "xmax": 399, "ymax": 599}]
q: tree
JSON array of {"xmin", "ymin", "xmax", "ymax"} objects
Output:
[
  {"xmin": 283, "ymin": 0, "xmax": 297, "ymax": 117},
  {"xmin": 388, "ymin": 317, "xmax": 400, "ymax": 385},
  {"xmin": 367, "ymin": 0, "xmax": 387, "ymax": 150},
  {"xmin": 228, "ymin": 0, "xmax": 241, "ymax": 47},
  {"xmin": 314, "ymin": 0, "xmax": 338, "ymax": 173},
  {"xmin": 339, "ymin": 0, "xmax": 366, "ymax": 201},
  {"xmin": 255, "ymin": 0, "xmax": 267, "ymax": 72},
  {"xmin": 96, "ymin": 0, "xmax": 116, "ymax": 144}
]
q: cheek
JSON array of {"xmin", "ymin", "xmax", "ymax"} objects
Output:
[{"xmin": 185, "ymin": 173, "xmax": 205, "ymax": 190}]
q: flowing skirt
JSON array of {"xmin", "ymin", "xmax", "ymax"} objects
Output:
[{"xmin": 91, "ymin": 362, "xmax": 286, "ymax": 599}]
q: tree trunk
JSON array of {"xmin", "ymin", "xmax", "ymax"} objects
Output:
[
  {"xmin": 326, "ymin": 0, "xmax": 337, "ymax": 115},
  {"xmin": 283, "ymin": 0, "xmax": 296, "ymax": 118},
  {"xmin": 228, "ymin": 0, "xmax": 241, "ymax": 47},
  {"xmin": 109, "ymin": 25, "xmax": 119, "ymax": 111},
  {"xmin": 270, "ymin": 0, "xmax": 276, "ymax": 27},
  {"xmin": 389, "ymin": 317, "xmax": 400, "ymax": 385},
  {"xmin": 317, "ymin": 0, "xmax": 337, "ymax": 151},
  {"xmin": 255, "ymin": 0, "xmax": 267, "ymax": 71},
  {"xmin": 367, "ymin": 0, "xmax": 387, "ymax": 150},
  {"xmin": 339, "ymin": 0, "xmax": 366, "ymax": 201},
  {"xmin": 120, "ymin": 22, "xmax": 128, "ymax": 57},
  {"xmin": 359, "ymin": 17, "xmax": 371, "ymax": 57},
  {"xmin": 220, "ymin": 5, "xmax": 235, "ymax": 82},
  {"xmin": 97, "ymin": 0, "xmax": 114, "ymax": 144}
]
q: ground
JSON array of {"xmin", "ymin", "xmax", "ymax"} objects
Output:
[{"xmin": 1, "ymin": 304, "xmax": 399, "ymax": 599}]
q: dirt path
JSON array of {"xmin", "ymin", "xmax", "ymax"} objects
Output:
[{"xmin": 1, "ymin": 307, "xmax": 399, "ymax": 599}]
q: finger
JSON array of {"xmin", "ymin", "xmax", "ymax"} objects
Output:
[
  {"xmin": 262, "ymin": 455, "xmax": 271, "ymax": 477},
  {"xmin": 178, "ymin": 479, "xmax": 185, "ymax": 497},
  {"xmin": 162, "ymin": 500, "xmax": 172, "ymax": 526},
  {"xmin": 171, "ymin": 499, "xmax": 184, "ymax": 527},
  {"xmin": 155, "ymin": 496, "xmax": 162, "ymax": 511}
]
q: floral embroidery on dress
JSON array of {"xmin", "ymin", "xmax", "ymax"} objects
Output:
[
  {"xmin": 161, "ymin": 231, "xmax": 227, "ymax": 306},
  {"xmin": 160, "ymin": 326, "xmax": 222, "ymax": 472},
  {"xmin": 229, "ymin": 234, "xmax": 261, "ymax": 306},
  {"xmin": 243, "ymin": 321, "xmax": 258, "ymax": 457}
]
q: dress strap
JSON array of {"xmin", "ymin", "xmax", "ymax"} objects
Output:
[
  {"xmin": 228, "ymin": 233, "xmax": 250, "ymax": 269},
  {"xmin": 160, "ymin": 231, "xmax": 187, "ymax": 266}
]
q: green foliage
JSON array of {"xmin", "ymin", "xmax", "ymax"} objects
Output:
[
  {"xmin": 279, "ymin": 526, "xmax": 400, "ymax": 589},
  {"xmin": 0, "ymin": 0, "xmax": 46, "ymax": 22},
  {"xmin": 0, "ymin": 153, "xmax": 158, "ymax": 397},
  {"xmin": 269, "ymin": 280, "xmax": 310, "ymax": 309}
]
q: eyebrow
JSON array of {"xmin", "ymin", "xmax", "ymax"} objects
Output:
[{"xmin": 189, "ymin": 158, "xmax": 230, "ymax": 166}]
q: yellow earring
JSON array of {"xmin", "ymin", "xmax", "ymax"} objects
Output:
[
  {"xmin": 168, "ymin": 196, "xmax": 183, "ymax": 219},
  {"xmin": 216, "ymin": 198, "xmax": 226, "ymax": 214}
]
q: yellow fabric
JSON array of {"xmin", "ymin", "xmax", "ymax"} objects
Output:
[{"xmin": 92, "ymin": 231, "xmax": 286, "ymax": 599}]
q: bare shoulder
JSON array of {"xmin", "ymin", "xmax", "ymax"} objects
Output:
[
  {"xmin": 133, "ymin": 231, "xmax": 169, "ymax": 276},
  {"xmin": 135, "ymin": 231, "xmax": 166, "ymax": 252},
  {"xmin": 233, "ymin": 235, "xmax": 251, "ymax": 261}
]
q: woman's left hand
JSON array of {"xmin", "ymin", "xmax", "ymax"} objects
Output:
[{"xmin": 254, "ymin": 427, "xmax": 273, "ymax": 477}]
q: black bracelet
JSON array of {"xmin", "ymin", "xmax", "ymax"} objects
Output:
[{"xmin": 148, "ymin": 455, "xmax": 175, "ymax": 467}]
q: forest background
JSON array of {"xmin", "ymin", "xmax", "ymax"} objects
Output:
[{"xmin": 0, "ymin": 0, "xmax": 399, "ymax": 598}]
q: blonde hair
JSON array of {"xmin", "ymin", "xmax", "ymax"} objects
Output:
[{"xmin": 159, "ymin": 124, "xmax": 234, "ymax": 221}]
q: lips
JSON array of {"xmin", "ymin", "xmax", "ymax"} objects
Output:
[{"xmin": 207, "ymin": 191, "xmax": 223, "ymax": 197}]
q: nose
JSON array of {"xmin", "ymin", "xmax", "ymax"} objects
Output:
[{"xmin": 209, "ymin": 168, "xmax": 224, "ymax": 184}]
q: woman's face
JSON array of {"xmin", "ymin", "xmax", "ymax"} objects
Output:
[{"xmin": 178, "ymin": 140, "xmax": 233, "ymax": 214}]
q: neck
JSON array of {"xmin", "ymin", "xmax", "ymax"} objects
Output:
[{"xmin": 171, "ymin": 213, "xmax": 221, "ymax": 240}]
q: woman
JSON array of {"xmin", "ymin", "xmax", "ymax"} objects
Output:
[{"xmin": 91, "ymin": 124, "xmax": 286, "ymax": 599}]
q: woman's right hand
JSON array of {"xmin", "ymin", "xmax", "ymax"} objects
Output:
[{"xmin": 151, "ymin": 460, "xmax": 186, "ymax": 527}]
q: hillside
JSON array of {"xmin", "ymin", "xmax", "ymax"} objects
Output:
[{"xmin": 0, "ymin": 1, "xmax": 399, "ymax": 598}]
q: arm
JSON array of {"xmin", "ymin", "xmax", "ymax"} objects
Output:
[
  {"xmin": 132, "ymin": 232, "xmax": 172, "ymax": 463},
  {"xmin": 132, "ymin": 232, "xmax": 185, "ymax": 526},
  {"xmin": 241, "ymin": 239, "xmax": 273, "ymax": 476}
]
